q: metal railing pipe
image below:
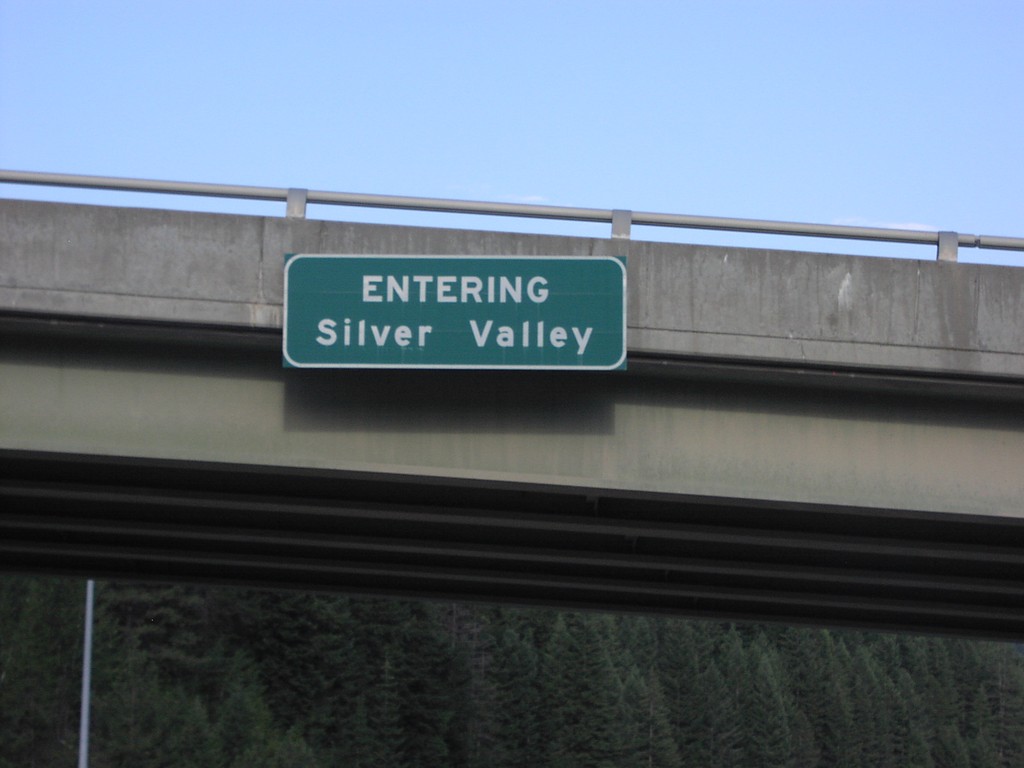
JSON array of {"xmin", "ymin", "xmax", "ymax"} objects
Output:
[
  {"xmin": 3, "ymin": 169, "xmax": 1024, "ymax": 254},
  {"xmin": 0, "ymin": 169, "xmax": 287, "ymax": 203},
  {"xmin": 976, "ymin": 235, "xmax": 1024, "ymax": 252},
  {"xmin": 630, "ymin": 211, "xmax": 942, "ymax": 246},
  {"xmin": 307, "ymin": 188, "xmax": 613, "ymax": 223}
]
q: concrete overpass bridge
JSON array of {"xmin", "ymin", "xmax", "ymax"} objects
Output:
[{"xmin": 2, "ymin": 179, "xmax": 1024, "ymax": 639}]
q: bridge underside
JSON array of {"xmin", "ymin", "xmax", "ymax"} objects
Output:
[
  {"xmin": 5, "ymin": 449, "xmax": 1024, "ymax": 640},
  {"xmin": 2, "ymin": 315, "xmax": 1023, "ymax": 639}
]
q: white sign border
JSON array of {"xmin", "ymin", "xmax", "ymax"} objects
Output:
[{"xmin": 283, "ymin": 254, "xmax": 627, "ymax": 371}]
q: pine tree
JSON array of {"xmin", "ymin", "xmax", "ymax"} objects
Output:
[
  {"xmin": 788, "ymin": 707, "xmax": 819, "ymax": 768},
  {"xmin": 0, "ymin": 576, "xmax": 83, "ymax": 767},
  {"xmin": 812, "ymin": 632, "xmax": 857, "ymax": 768},
  {"xmin": 773, "ymin": 628, "xmax": 822, "ymax": 767},
  {"xmin": 619, "ymin": 666, "xmax": 653, "ymax": 768},
  {"xmin": 895, "ymin": 667, "xmax": 934, "ymax": 768},
  {"xmin": 98, "ymin": 581, "xmax": 219, "ymax": 690},
  {"xmin": 341, "ymin": 694, "xmax": 380, "ymax": 768},
  {"xmin": 347, "ymin": 599, "xmax": 467, "ymax": 767},
  {"xmin": 932, "ymin": 724, "xmax": 970, "ymax": 768},
  {"xmin": 485, "ymin": 624, "xmax": 543, "ymax": 767},
  {"xmin": 541, "ymin": 613, "xmax": 621, "ymax": 767},
  {"xmin": 227, "ymin": 589, "xmax": 359, "ymax": 754},
  {"xmin": 702, "ymin": 658, "xmax": 746, "ymax": 768},
  {"xmin": 617, "ymin": 615, "xmax": 659, "ymax": 676},
  {"xmin": 656, "ymin": 618, "xmax": 741, "ymax": 766},
  {"xmin": 874, "ymin": 659, "xmax": 907, "ymax": 768},
  {"xmin": 442, "ymin": 602, "xmax": 492, "ymax": 768},
  {"xmin": 968, "ymin": 682, "xmax": 999, "ymax": 768},
  {"xmin": 396, "ymin": 603, "xmax": 463, "ymax": 767},
  {"xmin": 618, "ymin": 667, "xmax": 682, "ymax": 768},
  {"xmin": 987, "ymin": 643, "xmax": 1024, "ymax": 766},
  {"xmin": 235, "ymin": 726, "xmax": 322, "ymax": 768},
  {"xmin": 216, "ymin": 652, "xmax": 277, "ymax": 767},
  {"xmin": 744, "ymin": 643, "xmax": 794, "ymax": 768},
  {"xmin": 674, "ymin": 626, "xmax": 748, "ymax": 768},
  {"xmin": 365, "ymin": 642, "xmax": 405, "ymax": 768},
  {"xmin": 91, "ymin": 643, "xmax": 219, "ymax": 768},
  {"xmin": 654, "ymin": 617, "xmax": 700, "ymax": 758},
  {"xmin": 646, "ymin": 673, "xmax": 684, "ymax": 768},
  {"xmin": 921, "ymin": 638, "xmax": 960, "ymax": 743}
]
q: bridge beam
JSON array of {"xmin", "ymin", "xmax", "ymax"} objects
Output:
[
  {"xmin": 2, "ymin": 317, "xmax": 1024, "ymax": 638},
  {"xmin": 2, "ymin": 316, "xmax": 1022, "ymax": 519}
]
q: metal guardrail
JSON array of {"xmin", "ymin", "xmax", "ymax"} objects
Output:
[{"xmin": 3, "ymin": 169, "xmax": 1024, "ymax": 262}]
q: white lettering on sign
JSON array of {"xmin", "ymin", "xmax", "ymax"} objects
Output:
[
  {"xmin": 315, "ymin": 318, "xmax": 433, "ymax": 348},
  {"xmin": 362, "ymin": 274, "xmax": 549, "ymax": 304},
  {"xmin": 468, "ymin": 319, "xmax": 592, "ymax": 355}
]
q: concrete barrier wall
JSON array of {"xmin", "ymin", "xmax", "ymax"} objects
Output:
[{"xmin": 2, "ymin": 198, "xmax": 1022, "ymax": 379}]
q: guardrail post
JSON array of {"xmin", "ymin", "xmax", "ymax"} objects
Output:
[
  {"xmin": 286, "ymin": 188, "xmax": 308, "ymax": 219},
  {"xmin": 612, "ymin": 209, "xmax": 632, "ymax": 254},
  {"xmin": 937, "ymin": 231, "xmax": 958, "ymax": 262}
]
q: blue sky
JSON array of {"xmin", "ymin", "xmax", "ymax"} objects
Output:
[{"xmin": 2, "ymin": 0, "xmax": 1022, "ymax": 264}]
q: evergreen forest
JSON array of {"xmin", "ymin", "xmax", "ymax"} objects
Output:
[{"xmin": 2, "ymin": 575, "xmax": 1023, "ymax": 767}]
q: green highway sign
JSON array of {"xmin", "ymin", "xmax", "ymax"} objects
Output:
[{"xmin": 283, "ymin": 255, "xmax": 627, "ymax": 369}]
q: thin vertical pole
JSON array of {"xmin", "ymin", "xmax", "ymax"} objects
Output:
[{"xmin": 78, "ymin": 579, "xmax": 94, "ymax": 768}]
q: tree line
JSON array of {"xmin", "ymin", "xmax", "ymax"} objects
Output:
[{"xmin": 1, "ymin": 575, "xmax": 1022, "ymax": 767}]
